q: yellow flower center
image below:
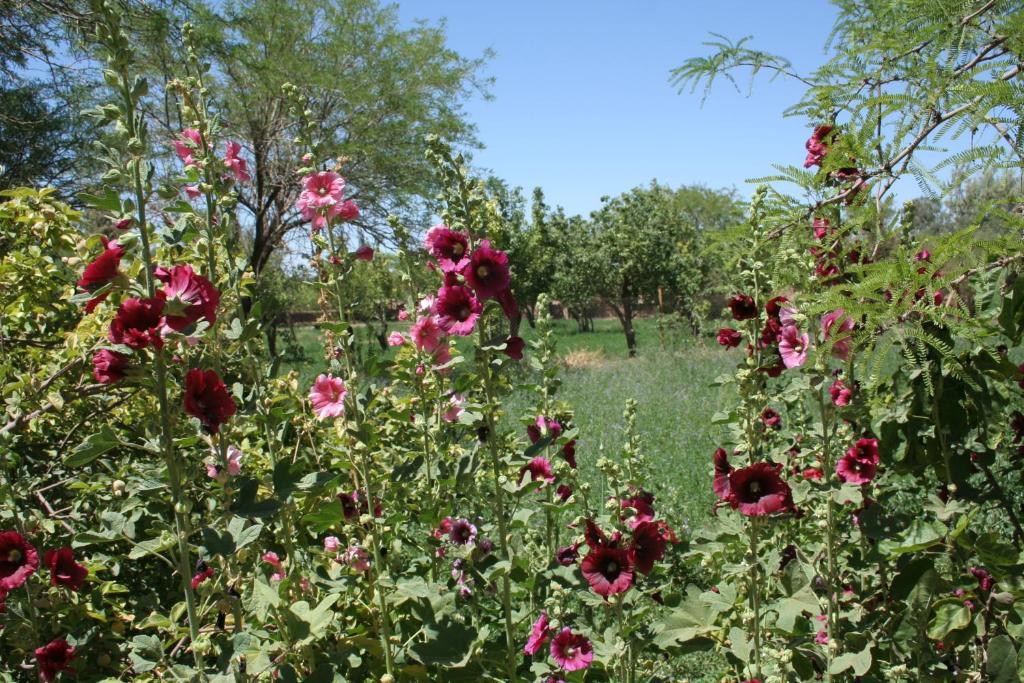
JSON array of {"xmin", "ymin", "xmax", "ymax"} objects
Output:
[
  {"xmin": 453, "ymin": 243, "xmax": 464, "ymax": 256},
  {"xmin": 476, "ymin": 265, "xmax": 489, "ymax": 278}
]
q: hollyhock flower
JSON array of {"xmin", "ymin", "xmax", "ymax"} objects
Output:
[
  {"xmin": 779, "ymin": 325, "xmax": 810, "ymax": 368},
  {"xmin": 158, "ymin": 265, "xmax": 220, "ymax": 332},
  {"xmin": 549, "ymin": 627, "xmax": 593, "ymax": 672},
  {"xmin": 191, "ymin": 561, "xmax": 214, "ymax": 590},
  {"xmin": 717, "ymin": 328, "xmax": 742, "ymax": 348},
  {"xmin": 224, "ymin": 140, "xmax": 250, "ymax": 182},
  {"xmin": 581, "ymin": 545, "xmax": 633, "ymax": 597},
  {"xmin": 44, "ymin": 548, "xmax": 88, "ymax": 592},
  {"xmin": 837, "ymin": 438, "xmax": 880, "ymax": 485},
  {"xmin": 524, "ymin": 612, "xmax": 551, "ymax": 655},
  {"xmin": 829, "ymin": 379, "xmax": 852, "ymax": 406},
  {"xmin": 35, "ymin": 639, "xmax": 75, "ymax": 682},
  {"xmin": 583, "ymin": 518, "xmax": 610, "ymax": 549},
  {"xmin": 115, "ymin": 217, "xmax": 132, "ymax": 230},
  {"xmin": 449, "ymin": 518, "xmax": 477, "ymax": 545},
  {"xmin": 803, "ymin": 124, "xmax": 833, "ymax": 168},
  {"xmin": 728, "ymin": 294, "xmax": 757, "ymax": 321},
  {"xmin": 224, "ymin": 445, "xmax": 244, "ymax": 476},
  {"xmin": 519, "ymin": 456, "xmax": 554, "ymax": 484},
  {"xmin": 620, "ymin": 489, "xmax": 655, "ymax": 528},
  {"xmin": 758, "ymin": 318, "xmax": 783, "ymax": 348},
  {"xmin": 802, "ymin": 467, "xmax": 824, "ymax": 481},
  {"xmin": 629, "ymin": 520, "xmax": 667, "ymax": 575},
  {"xmin": 323, "ymin": 536, "xmax": 342, "ymax": 553},
  {"xmin": 332, "ymin": 199, "xmax": 359, "ymax": 222},
  {"xmin": 0, "ymin": 530, "xmax": 39, "ymax": 591},
  {"xmin": 555, "ymin": 544, "xmax": 580, "ymax": 566},
  {"xmin": 387, "ymin": 331, "xmax": 406, "ymax": 347},
  {"xmin": 78, "ymin": 236, "xmax": 124, "ymax": 313},
  {"xmin": 397, "ymin": 308, "xmax": 409, "ymax": 321},
  {"xmin": 442, "ymin": 393, "xmax": 465, "ymax": 423},
  {"xmin": 411, "ymin": 315, "xmax": 445, "ymax": 353},
  {"xmin": 848, "ymin": 437, "xmax": 879, "ymax": 464},
  {"xmin": 425, "ymin": 224, "xmax": 470, "ymax": 272},
  {"xmin": 173, "ymin": 128, "xmax": 203, "ymax": 166},
  {"xmin": 340, "ymin": 546, "xmax": 370, "ymax": 572},
  {"xmin": 561, "ymin": 439, "xmax": 577, "ymax": 468},
  {"xmin": 502, "ymin": 335, "xmax": 525, "ymax": 360},
  {"xmin": 434, "ymin": 284, "xmax": 482, "ymax": 336},
  {"xmin": 813, "ymin": 217, "xmax": 830, "ymax": 239},
  {"xmin": 309, "ymin": 374, "xmax": 346, "ymax": 419},
  {"xmin": 821, "ymin": 309, "xmax": 855, "ymax": 360},
  {"xmin": 760, "ymin": 407, "xmax": 782, "ymax": 430},
  {"xmin": 765, "ymin": 295, "xmax": 789, "ymax": 319},
  {"xmin": 183, "ymin": 368, "xmax": 237, "ymax": 433},
  {"xmin": 726, "ymin": 462, "xmax": 795, "ymax": 516},
  {"xmin": 301, "ymin": 171, "xmax": 344, "ymax": 209},
  {"xmin": 815, "ymin": 630, "xmax": 829, "ymax": 645},
  {"xmin": 353, "ymin": 245, "xmax": 374, "ymax": 261},
  {"xmin": 528, "ymin": 415, "xmax": 562, "ymax": 443},
  {"xmin": 92, "ymin": 349, "xmax": 130, "ymax": 384},
  {"xmin": 108, "ymin": 297, "xmax": 165, "ymax": 350},
  {"xmin": 556, "ymin": 484, "xmax": 573, "ymax": 502},
  {"xmin": 971, "ymin": 566, "xmax": 995, "ymax": 592},
  {"xmin": 462, "ymin": 239, "xmax": 511, "ymax": 299},
  {"xmin": 184, "ymin": 185, "xmax": 201, "ymax": 200},
  {"xmin": 713, "ymin": 447, "xmax": 732, "ymax": 501},
  {"xmin": 262, "ymin": 551, "xmax": 284, "ymax": 580}
]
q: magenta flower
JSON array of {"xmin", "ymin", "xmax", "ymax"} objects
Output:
[
  {"xmin": 35, "ymin": 638, "xmax": 76, "ymax": 682},
  {"xmin": 353, "ymin": 245, "xmax": 374, "ymax": 261},
  {"xmin": 803, "ymin": 124, "xmax": 833, "ymax": 168},
  {"xmin": 821, "ymin": 309, "xmax": 855, "ymax": 360},
  {"xmin": 92, "ymin": 349, "xmax": 131, "ymax": 384},
  {"xmin": 387, "ymin": 331, "xmax": 406, "ymax": 347},
  {"xmin": 448, "ymin": 518, "xmax": 477, "ymax": 545},
  {"xmin": 524, "ymin": 612, "xmax": 551, "ymax": 655},
  {"xmin": 779, "ymin": 325, "xmax": 810, "ymax": 368},
  {"xmin": 462, "ymin": 239, "xmax": 510, "ymax": 299},
  {"xmin": 442, "ymin": 393, "xmax": 465, "ymax": 423},
  {"xmin": 836, "ymin": 438, "xmax": 880, "ymax": 485},
  {"xmin": 829, "ymin": 379, "xmax": 852, "ymax": 406},
  {"xmin": 78, "ymin": 236, "xmax": 124, "ymax": 313},
  {"xmin": 224, "ymin": 140, "xmax": 251, "ymax": 182},
  {"xmin": 323, "ymin": 536, "xmax": 342, "ymax": 553},
  {"xmin": 549, "ymin": 627, "xmax": 593, "ymax": 672},
  {"xmin": 158, "ymin": 264, "xmax": 220, "ymax": 333},
  {"xmin": 411, "ymin": 315, "xmax": 445, "ymax": 353},
  {"xmin": 434, "ymin": 284, "xmax": 482, "ymax": 336},
  {"xmin": 519, "ymin": 456, "xmax": 554, "ymax": 485},
  {"xmin": 301, "ymin": 171, "xmax": 344, "ymax": 209},
  {"xmin": 184, "ymin": 185, "xmax": 201, "ymax": 199},
  {"xmin": 173, "ymin": 128, "xmax": 203, "ymax": 167},
  {"xmin": 309, "ymin": 374, "xmax": 347, "ymax": 419},
  {"xmin": 713, "ymin": 447, "xmax": 732, "ymax": 501},
  {"xmin": 425, "ymin": 224, "xmax": 470, "ymax": 272},
  {"xmin": 726, "ymin": 463, "xmax": 795, "ymax": 516},
  {"xmin": 45, "ymin": 548, "xmax": 88, "ymax": 592},
  {"xmin": 342, "ymin": 546, "xmax": 370, "ymax": 572}
]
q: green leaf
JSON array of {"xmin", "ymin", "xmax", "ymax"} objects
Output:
[
  {"xmin": 985, "ymin": 635, "xmax": 1020, "ymax": 683},
  {"xmin": 300, "ymin": 501, "xmax": 345, "ymax": 533},
  {"xmin": 879, "ymin": 519, "xmax": 945, "ymax": 555},
  {"xmin": 408, "ymin": 618, "xmax": 476, "ymax": 667},
  {"xmin": 128, "ymin": 532, "xmax": 175, "ymax": 560},
  {"xmin": 829, "ymin": 644, "xmax": 872, "ymax": 675},
  {"xmin": 65, "ymin": 426, "xmax": 118, "ymax": 467},
  {"xmin": 653, "ymin": 586, "xmax": 719, "ymax": 648},
  {"xmin": 927, "ymin": 600, "xmax": 972, "ymax": 640}
]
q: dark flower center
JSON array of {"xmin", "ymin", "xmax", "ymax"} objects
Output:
[
  {"xmin": 749, "ymin": 481, "xmax": 761, "ymax": 494},
  {"xmin": 452, "ymin": 243, "xmax": 464, "ymax": 256},
  {"xmin": 4, "ymin": 549, "xmax": 21, "ymax": 563},
  {"xmin": 459, "ymin": 306, "xmax": 470, "ymax": 320},
  {"xmin": 476, "ymin": 265, "xmax": 490, "ymax": 278}
]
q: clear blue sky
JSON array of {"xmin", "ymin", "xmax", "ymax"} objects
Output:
[{"xmin": 396, "ymin": 1, "xmax": 840, "ymax": 217}]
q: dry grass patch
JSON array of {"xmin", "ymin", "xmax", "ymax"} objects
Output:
[{"xmin": 562, "ymin": 349, "xmax": 607, "ymax": 370}]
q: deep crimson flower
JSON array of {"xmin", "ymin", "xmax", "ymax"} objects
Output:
[
  {"xmin": 836, "ymin": 438, "xmax": 880, "ymax": 485},
  {"xmin": 620, "ymin": 488, "xmax": 655, "ymax": 529},
  {"xmin": 758, "ymin": 318, "xmax": 783, "ymax": 348},
  {"xmin": 462, "ymin": 239, "xmax": 510, "ymax": 299},
  {"xmin": 183, "ymin": 368, "xmax": 237, "ymax": 433},
  {"xmin": 191, "ymin": 560, "xmax": 214, "ymax": 590},
  {"xmin": 803, "ymin": 124, "xmax": 833, "ymax": 168},
  {"xmin": 760, "ymin": 407, "xmax": 782, "ymax": 430},
  {"xmin": 728, "ymin": 294, "xmax": 757, "ymax": 321},
  {"xmin": 78, "ymin": 237, "xmax": 123, "ymax": 313},
  {"xmin": 764, "ymin": 295, "xmax": 789, "ymax": 319},
  {"xmin": 555, "ymin": 543, "xmax": 580, "ymax": 566},
  {"xmin": 583, "ymin": 518, "xmax": 609, "ymax": 549},
  {"xmin": 549, "ymin": 627, "xmax": 593, "ymax": 672},
  {"xmin": 434, "ymin": 284, "xmax": 482, "ymax": 336},
  {"xmin": 713, "ymin": 447, "xmax": 732, "ymax": 501},
  {"xmin": 35, "ymin": 639, "xmax": 75, "ymax": 682},
  {"xmin": 523, "ymin": 612, "xmax": 551, "ymax": 655},
  {"xmin": 717, "ymin": 328, "xmax": 742, "ymax": 348},
  {"xmin": 502, "ymin": 335, "xmax": 525, "ymax": 360},
  {"xmin": 158, "ymin": 265, "xmax": 219, "ymax": 332},
  {"xmin": 527, "ymin": 415, "xmax": 562, "ymax": 444},
  {"xmin": 519, "ymin": 456, "xmax": 554, "ymax": 485},
  {"xmin": 556, "ymin": 484, "xmax": 573, "ymax": 502},
  {"xmin": 561, "ymin": 439, "xmax": 577, "ymax": 468},
  {"xmin": 108, "ymin": 297, "xmax": 165, "ymax": 350},
  {"xmin": 353, "ymin": 245, "xmax": 374, "ymax": 261},
  {"xmin": 0, "ymin": 531, "xmax": 38, "ymax": 591},
  {"xmin": 629, "ymin": 520, "xmax": 667, "ymax": 575},
  {"xmin": 44, "ymin": 548, "xmax": 88, "ymax": 591},
  {"xmin": 821, "ymin": 309, "xmax": 855, "ymax": 360},
  {"xmin": 448, "ymin": 518, "xmax": 477, "ymax": 545},
  {"xmin": 813, "ymin": 217, "xmax": 830, "ymax": 239},
  {"xmin": 802, "ymin": 467, "xmax": 824, "ymax": 481},
  {"xmin": 847, "ymin": 437, "xmax": 879, "ymax": 464},
  {"xmin": 726, "ymin": 463, "xmax": 795, "ymax": 516},
  {"xmin": 92, "ymin": 349, "xmax": 130, "ymax": 384},
  {"xmin": 581, "ymin": 545, "xmax": 633, "ymax": 597},
  {"xmin": 424, "ymin": 225, "xmax": 470, "ymax": 272},
  {"xmin": 971, "ymin": 566, "xmax": 995, "ymax": 592},
  {"xmin": 829, "ymin": 379, "xmax": 852, "ymax": 406},
  {"xmin": 496, "ymin": 288, "xmax": 520, "ymax": 320}
]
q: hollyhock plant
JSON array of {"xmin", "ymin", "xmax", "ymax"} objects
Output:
[
  {"xmin": 301, "ymin": 171, "xmax": 344, "ymax": 209},
  {"xmin": 108, "ymin": 296, "xmax": 165, "ymax": 350},
  {"xmin": 549, "ymin": 627, "xmax": 593, "ymax": 672},
  {"xmin": 718, "ymin": 327, "xmax": 742, "ymax": 347},
  {"xmin": 580, "ymin": 545, "xmax": 633, "ymax": 597},
  {"xmin": 183, "ymin": 368, "xmax": 237, "ymax": 433},
  {"xmin": 387, "ymin": 331, "xmax": 406, "ymax": 347},
  {"xmin": 92, "ymin": 349, "xmax": 131, "ymax": 384},
  {"xmin": 502, "ymin": 335, "xmax": 525, "ymax": 360},
  {"xmin": 821, "ymin": 308, "xmax": 855, "ymax": 360},
  {"xmin": 528, "ymin": 415, "xmax": 562, "ymax": 443},
  {"xmin": 323, "ymin": 536, "xmax": 342, "ymax": 553},
  {"xmin": 158, "ymin": 264, "xmax": 220, "ymax": 332},
  {"xmin": 629, "ymin": 520, "xmax": 668, "ymax": 575},
  {"xmin": 44, "ymin": 548, "xmax": 88, "ymax": 592},
  {"xmin": 760, "ymin": 407, "xmax": 782, "ymax": 429},
  {"xmin": 223, "ymin": 140, "xmax": 250, "ymax": 182},
  {"xmin": 779, "ymin": 325, "xmax": 810, "ymax": 368},
  {"xmin": 78, "ymin": 236, "xmax": 123, "ymax": 313},
  {"xmin": 462, "ymin": 239, "xmax": 511, "ymax": 299},
  {"xmin": 726, "ymin": 462, "xmax": 796, "ymax": 516},
  {"xmin": 442, "ymin": 393, "xmax": 465, "ymax": 422},
  {"xmin": 713, "ymin": 447, "xmax": 732, "ymax": 501},
  {"xmin": 342, "ymin": 546, "xmax": 371, "ymax": 572},
  {"xmin": 620, "ymin": 488, "xmax": 655, "ymax": 528},
  {"xmin": 35, "ymin": 638, "xmax": 75, "ymax": 682},
  {"xmin": 0, "ymin": 530, "xmax": 39, "ymax": 591},
  {"xmin": 829, "ymin": 379, "xmax": 853, "ymax": 406},
  {"xmin": 434, "ymin": 284, "xmax": 482, "ymax": 336},
  {"xmin": 519, "ymin": 456, "xmax": 555, "ymax": 484},
  {"xmin": 836, "ymin": 437, "xmax": 880, "ymax": 485},
  {"xmin": 449, "ymin": 518, "xmax": 477, "ymax": 545},
  {"xmin": 173, "ymin": 128, "xmax": 203, "ymax": 167},
  {"xmin": 728, "ymin": 294, "xmax": 758, "ymax": 321},
  {"xmin": 353, "ymin": 245, "xmax": 374, "ymax": 261},
  {"xmin": 309, "ymin": 373, "xmax": 347, "ymax": 419},
  {"xmin": 524, "ymin": 612, "xmax": 552, "ymax": 655},
  {"xmin": 425, "ymin": 224, "xmax": 470, "ymax": 272}
]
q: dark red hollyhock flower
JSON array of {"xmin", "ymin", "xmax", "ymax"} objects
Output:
[
  {"xmin": 847, "ymin": 437, "xmax": 879, "ymax": 464},
  {"xmin": 183, "ymin": 368, "xmax": 237, "ymax": 434},
  {"xmin": 620, "ymin": 487, "xmax": 655, "ymax": 528},
  {"xmin": 424, "ymin": 224, "xmax": 470, "ymax": 272},
  {"xmin": 527, "ymin": 415, "xmax": 562, "ymax": 443},
  {"xmin": 813, "ymin": 217, "xmax": 830, "ymax": 239},
  {"xmin": 434, "ymin": 284, "xmax": 482, "ymax": 336},
  {"xmin": 462, "ymin": 239, "xmax": 511, "ymax": 300},
  {"xmin": 764, "ymin": 295, "xmax": 788, "ymax": 319},
  {"xmin": 339, "ymin": 490, "xmax": 381, "ymax": 521},
  {"xmin": 502, "ymin": 335, "xmax": 525, "ymax": 360},
  {"xmin": 728, "ymin": 294, "xmax": 758, "ymax": 321},
  {"xmin": 583, "ymin": 518, "xmax": 609, "ymax": 549},
  {"xmin": 713, "ymin": 447, "xmax": 732, "ymax": 501},
  {"xmin": 803, "ymin": 124, "xmax": 833, "ymax": 168},
  {"xmin": 92, "ymin": 349, "xmax": 131, "ymax": 384},
  {"xmin": 78, "ymin": 236, "xmax": 124, "ymax": 313},
  {"xmin": 561, "ymin": 439, "xmax": 577, "ymax": 468},
  {"xmin": 158, "ymin": 265, "xmax": 220, "ymax": 333},
  {"xmin": 726, "ymin": 462, "xmax": 795, "ymax": 517},
  {"xmin": 44, "ymin": 548, "xmax": 88, "ymax": 592},
  {"xmin": 108, "ymin": 296, "xmax": 165, "ymax": 350},
  {"xmin": 555, "ymin": 543, "xmax": 581, "ymax": 566},
  {"xmin": 971, "ymin": 566, "xmax": 996, "ymax": 592},
  {"xmin": 191, "ymin": 560, "xmax": 214, "ymax": 590},
  {"xmin": 760, "ymin": 407, "xmax": 782, "ymax": 430},
  {"xmin": 581, "ymin": 545, "xmax": 633, "ymax": 597},
  {"xmin": 519, "ymin": 456, "xmax": 554, "ymax": 484},
  {"xmin": 0, "ymin": 530, "xmax": 39, "ymax": 591},
  {"xmin": 556, "ymin": 484, "xmax": 573, "ymax": 502},
  {"xmin": 496, "ymin": 288, "xmax": 520, "ymax": 320},
  {"xmin": 353, "ymin": 245, "xmax": 374, "ymax": 261},
  {"xmin": 628, "ymin": 520, "xmax": 667, "ymax": 575},
  {"xmin": 717, "ymin": 328, "xmax": 742, "ymax": 348},
  {"xmin": 36, "ymin": 639, "xmax": 75, "ymax": 682}
]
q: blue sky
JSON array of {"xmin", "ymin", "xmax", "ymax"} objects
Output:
[{"xmin": 396, "ymin": 1, "xmax": 840, "ymax": 217}]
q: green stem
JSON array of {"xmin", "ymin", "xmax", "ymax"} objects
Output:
[
  {"xmin": 356, "ymin": 449, "xmax": 395, "ymax": 676},
  {"xmin": 748, "ymin": 517, "xmax": 762, "ymax": 680},
  {"xmin": 818, "ymin": 389, "xmax": 838, "ymax": 681}
]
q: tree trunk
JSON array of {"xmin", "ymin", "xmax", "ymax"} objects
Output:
[{"xmin": 621, "ymin": 296, "xmax": 637, "ymax": 357}]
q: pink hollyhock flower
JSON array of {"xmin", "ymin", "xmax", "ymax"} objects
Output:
[
  {"xmin": 779, "ymin": 325, "xmax": 810, "ymax": 368},
  {"xmin": 191, "ymin": 561, "xmax": 214, "ymax": 590},
  {"xmin": 837, "ymin": 437, "xmax": 880, "ymax": 485},
  {"xmin": 35, "ymin": 638, "xmax": 75, "ymax": 682},
  {"xmin": 332, "ymin": 199, "xmax": 359, "ymax": 222},
  {"xmin": 342, "ymin": 546, "xmax": 370, "ymax": 572},
  {"xmin": 224, "ymin": 140, "xmax": 250, "ymax": 182},
  {"xmin": 353, "ymin": 245, "xmax": 373, "ymax": 261},
  {"xmin": 397, "ymin": 308, "xmax": 409, "ymax": 321},
  {"xmin": 760, "ymin": 407, "xmax": 782, "ymax": 429},
  {"xmin": 158, "ymin": 264, "xmax": 220, "ymax": 333},
  {"xmin": 821, "ymin": 309, "xmax": 855, "ymax": 360},
  {"xmin": 713, "ymin": 447, "xmax": 732, "ymax": 501},
  {"xmin": 448, "ymin": 518, "xmax": 477, "ymax": 545},
  {"xmin": 829, "ymin": 379, "xmax": 852, "ymax": 406},
  {"xmin": 115, "ymin": 217, "xmax": 132, "ymax": 230},
  {"xmin": 802, "ymin": 467, "xmax": 824, "ymax": 481},
  {"xmin": 0, "ymin": 531, "xmax": 38, "ymax": 591},
  {"xmin": 726, "ymin": 462, "xmax": 796, "ymax": 516},
  {"xmin": 442, "ymin": 393, "xmax": 465, "ymax": 423},
  {"xmin": 184, "ymin": 185, "xmax": 202, "ymax": 200},
  {"xmin": 628, "ymin": 520, "xmax": 667, "ymax": 575},
  {"xmin": 411, "ymin": 315, "xmax": 445, "ymax": 353},
  {"xmin": 728, "ymin": 294, "xmax": 757, "ymax": 321},
  {"xmin": 425, "ymin": 224, "xmax": 470, "ymax": 272},
  {"xmin": 262, "ymin": 551, "xmax": 283, "ymax": 580},
  {"xmin": 184, "ymin": 368, "xmax": 237, "ymax": 434},
  {"xmin": 301, "ymin": 171, "xmax": 344, "ymax": 209},
  {"xmin": 387, "ymin": 331, "xmax": 406, "ymax": 347},
  {"xmin": 434, "ymin": 284, "xmax": 482, "ymax": 336},
  {"xmin": 92, "ymin": 349, "xmax": 131, "ymax": 384},
  {"xmin": 225, "ymin": 445, "xmax": 243, "ymax": 476},
  {"xmin": 581, "ymin": 545, "xmax": 633, "ymax": 597},
  {"xmin": 323, "ymin": 536, "xmax": 342, "ymax": 553},
  {"xmin": 462, "ymin": 239, "xmax": 510, "ymax": 299},
  {"xmin": 502, "ymin": 335, "xmax": 525, "ymax": 360},
  {"xmin": 519, "ymin": 456, "xmax": 555, "ymax": 484},
  {"xmin": 44, "ymin": 548, "xmax": 87, "ymax": 592},
  {"xmin": 173, "ymin": 128, "xmax": 203, "ymax": 167},
  {"xmin": 309, "ymin": 374, "xmax": 347, "ymax": 419},
  {"xmin": 803, "ymin": 124, "xmax": 833, "ymax": 168},
  {"xmin": 524, "ymin": 612, "xmax": 551, "ymax": 655},
  {"xmin": 550, "ymin": 628, "xmax": 594, "ymax": 672},
  {"xmin": 718, "ymin": 328, "xmax": 742, "ymax": 348},
  {"xmin": 108, "ymin": 297, "xmax": 165, "ymax": 350},
  {"xmin": 78, "ymin": 236, "xmax": 124, "ymax": 313},
  {"xmin": 815, "ymin": 630, "xmax": 829, "ymax": 644}
]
